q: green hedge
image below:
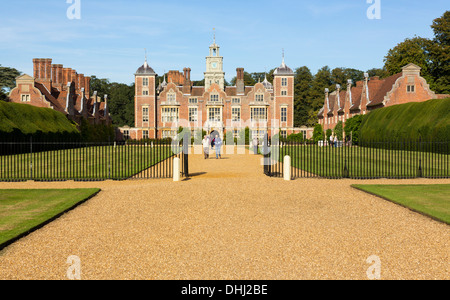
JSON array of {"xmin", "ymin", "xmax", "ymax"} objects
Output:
[
  {"xmin": 0, "ymin": 101, "xmax": 80, "ymax": 141},
  {"xmin": 360, "ymin": 98, "xmax": 450, "ymax": 142}
]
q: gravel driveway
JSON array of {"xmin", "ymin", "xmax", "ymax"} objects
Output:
[{"xmin": 0, "ymin": 149, "xmax": 448, "ymax": 280}]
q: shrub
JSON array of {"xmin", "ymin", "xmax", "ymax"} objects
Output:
[
  {"xmin": 344, "ymin": 114, "xmax": 364, "ymax": 144},
  {"xmin": 286, "ymin": 133, "xmax": 304, "ymax": 143},
  {"xmin": 0, "ymin": 101, "xmax": 80, "ymax": 142},
  {"xmin": 312, "ymin": 124, "xmax": 325, "ymax": 143},
  {"xmin": 334, "ymin": 121, "xmax": 343, "ymax": 141},
  {"xmin": 360, "ymin": 98, "xmax": 450, "ymax": 142}
]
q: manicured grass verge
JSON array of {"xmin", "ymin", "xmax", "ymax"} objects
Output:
[
  {"xmin": 0, "ymin": 188, "xmax": 100, "ymax": 250},
  {"xmin": 0, "ymin": 145, "xmax": 177, "ymax": 181},
  {"xmin": 273, "ymin": 145, "xmax": 449, "ymax": 179},
  {"xmin": 352, "ymin": 184, "xmax": 450, "ymax": 225}
]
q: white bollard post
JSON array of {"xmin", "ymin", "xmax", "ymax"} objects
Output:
[
  {"xmin": 284, "ymin": 155, "xmax": 291, "ymax": 181},
  {"xmin": 173, "ymin": 157, "xmax": 180, "ymax": 182}
]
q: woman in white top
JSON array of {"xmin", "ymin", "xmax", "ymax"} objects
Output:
[{"xmin": 202, "ymin": 136, "xmax": 210, "ymax": 159}]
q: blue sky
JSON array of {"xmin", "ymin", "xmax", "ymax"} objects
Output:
[{"xmin": 0, "ymin": 0, "xmax": 448, "ymax": 84}]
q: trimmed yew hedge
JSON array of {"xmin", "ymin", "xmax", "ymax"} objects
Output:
[
  {"xmin": 0, "ymin": 101, "xmax": 80, "ymax": 142},
  {"xmin": 359, "ymin": 98, "xmax": 450, "ymax": 143}
]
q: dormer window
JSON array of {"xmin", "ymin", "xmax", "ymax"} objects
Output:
[
  {"xmin": 255, "ymin": 94, "xmax": 264, "ymax": 102},
  {"xmin": 210, "ymin": 94, "xmax": 219, "ymax": 102},
  {"xmin": 407, "ymin": 85, "xmax": 415, "ymax": 93},
  {"xmin": 167, "ymin": 92, "xmax": 176, "ymax": 102}
]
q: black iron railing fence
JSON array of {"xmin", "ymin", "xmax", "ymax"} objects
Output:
[
  {"xmin": 0, "ymin": 138, "xmax": 187, "ymax": 181},
  {"xmin": 263, "ymin": 138, "xmax": 449, "ymax": 180}
]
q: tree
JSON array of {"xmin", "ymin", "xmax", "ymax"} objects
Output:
[
  {"xmin": 331, "ymin": 67, "xmax": 364, "ymax": 89},
  {"xmin": 326, "ymin": 129, "xmax": 332, "ymax": 141},
  {"xmin": 293, "ymin": 66, "xmax": 313, "ymax": 127},
  {"xmin": 307, "ymin": 66, "xmax": 332, "ymax": 126},
  {"xmin": 383, "ymin": 11, "xmax": 450, "ymax": 94},
  {"xmin": 367, "ymin": 67, "xmax": 389, "ymax": 79},
  {"xmin": 429, "ymin": 11, "xmax": 450, "ymax": 94},
  {"xmin": 229, "ymin": 71, "xmax": 257, "ymax": 86},
  {"xmin": 312, "ymin": 123, "xmax": 324, "ymax": 143},
  {"xmin": 344, "ymin": 114, "xmax": 364, "ymax": 145},
  {"xmin": 90, "ymin": 76, "xmax": 111, "ymax": 98},
  {"xmin": 384, "ymin": 36, "xmax": 433, "ymax": 79},
  {"xmin": 108, "ymin": 83, "xmax": 135, "ymax": 127},
  {"xmin": 89, "ymin": 76, "xmax": 136, "ymax": 127},
  {"xmin": 0, "ymin": 65, "xmax": 21, "ymax": 101},
  {"xmin": 431, "ymin": 11, "xmax": 450, "ymax": 46}
]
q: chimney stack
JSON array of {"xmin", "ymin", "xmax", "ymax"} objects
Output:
[
  {"xmin": 62, "ymin": 68, "xmax": 70, "ymax": 87},
  {"xmin": 84, "ymin": 77, "xmax": 91, "ymax": 98},
  {"xmin": 71, "ymin": 69, "xmax": 78, "ymax": 90},
  {"xmin": 77, "ymin": 74, "xmax": 85, "ymax": 92},
  {"xmin": 236, "ymin": 68, "xmax": 245, "ymax": 94},
  {"xmin": 33, "ymin": 59, "xmax": 41, "ymax": 79},
  {"xmin": 325, "ymin": 88, "xmax": 330, "ymax": 111},
  {"xmin": 364, "ymin": 72, "xmax": 369, "ymax": 83},
  {"xmin": 182, "ymin": 68, "xmax": 192, "ymax": 94},
  {"xmin": 51, "ymin": 64, "xmax": 57, "ymax": 84},
  {"xmin": 44, "ymin": 59, "xmax": 52, "ymax": 79}
]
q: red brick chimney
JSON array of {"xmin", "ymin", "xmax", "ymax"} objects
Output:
[
  {"xmin": 33, "ymin": 59, "xmax": 41, "ymax": 79},
  {"xmin": 52, "ymin": 64, "xmax": 64, "ymax": 90},
  {"xmin": 39, "ymin": 59, "xmax": 45, "ymax": 81},
  {"xmin": 51, "ymin": 64, "xmax": 57, "ymax": 83},
  {"xmin": 77, "ymin": 74, "xmax": 85, "ymax": 91},
  {"xmin": 236, "ymin": 68, "xmax": 245, "ymax": 94},
  {"xmin": 182, "ymin": 68, "xmax": 192, "ymax": 94},
  {"xmin": 44, "ymin": 59, "xmax": 52, "ymax": 80},
  {"xmin": 37, "ymin": 58, "xmax": 53, "ymax": 91},
  {"xmin": 71, "ymin": 69, "xmax": 77, "ymax": 89},
  {"xmin": 84, "ymin": 76, "xmax": 91, "ymax": 98}
]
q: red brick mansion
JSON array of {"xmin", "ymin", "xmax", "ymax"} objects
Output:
[
  {"xmin": 119, "ymin": 39, "xmax": 311, "ymax": 141},
  {"xmin": 9, "ymin": 58, "xmax": 111, "ymax": 126},
  {"xmin": 318, "ymin": 63, "xmax": 449, "ymax": 131}
]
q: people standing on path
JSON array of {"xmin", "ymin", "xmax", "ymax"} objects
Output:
[
  {"xmin": 202, "ymin": 136, "xmax": 210, "ymax": 159},
  {"xmin": 252, "ymin": 137, "xmax": 258, "ymax": 155},
  {"xmin": 214, "ymin": 135, "xmax": 222, "ymax": 159},
  {"xmin": 334, "ymin": 135, "xmax": 338, "ymax": 148}
]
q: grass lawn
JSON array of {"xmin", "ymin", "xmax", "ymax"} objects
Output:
[
  {"xmin": 352, "ymin": 184, "xmax": 450, "ymax": 224},
  {"xmin": 0, "ymin": 144, "xmax": 179, "ymax": 181},
  {"xmin": 270, "ymin": 145, "xmax": 449, "ymax": 179},
  {"xmin": 0, "ymin": 188, "xmax": 100, "ymax": 248}
]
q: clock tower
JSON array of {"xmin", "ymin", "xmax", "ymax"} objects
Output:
[{"xmin": 204, "ymin": 33, "xmax": 225, "ymax": 90}]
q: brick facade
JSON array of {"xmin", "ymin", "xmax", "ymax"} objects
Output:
[
  {"xmin": 318, "ymin": 63, "xmax": 450, "ymax": 133},
  {"xmin": 121, "ymin": 41, "xmax": 299, "ymax": 141},
  {"xmin": 9, "ymin": 58, "xmax": 111, "ymax": 126}
]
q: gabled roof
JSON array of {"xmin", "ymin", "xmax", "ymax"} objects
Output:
[
  {"xmin": 367, "ymin": 73, "xmax": 402, "ymax": 107},
  {"xmin": 349, "ymin": 85, "xmax": 363, "ymax": 111}
]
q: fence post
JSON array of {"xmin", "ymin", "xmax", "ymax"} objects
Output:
[
  {"xmin": 284, "ymin": 155, "xmax": 291, "ymax": 181},
  {"xmin": 343, "ymin": 158, "xmax": 349, "ymax": 178},
  {"xmin": 183, "ymin": 132, "xmax": 189, "ymax": 177},
  {"xmin": 173, "ymin": 157, "xmax": 180, "ymax": 182},
  {"xmin": 30, "ymin": 136, "xmax": 33, "ymax": 181},
  {"xmin": 418, "ymin": 138, "xmax": 423, "ymax": 178}
]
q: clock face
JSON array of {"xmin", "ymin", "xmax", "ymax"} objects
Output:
[{"xmin": 212, "ymin": 62, "xmax": 217, "ymax": 69}]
